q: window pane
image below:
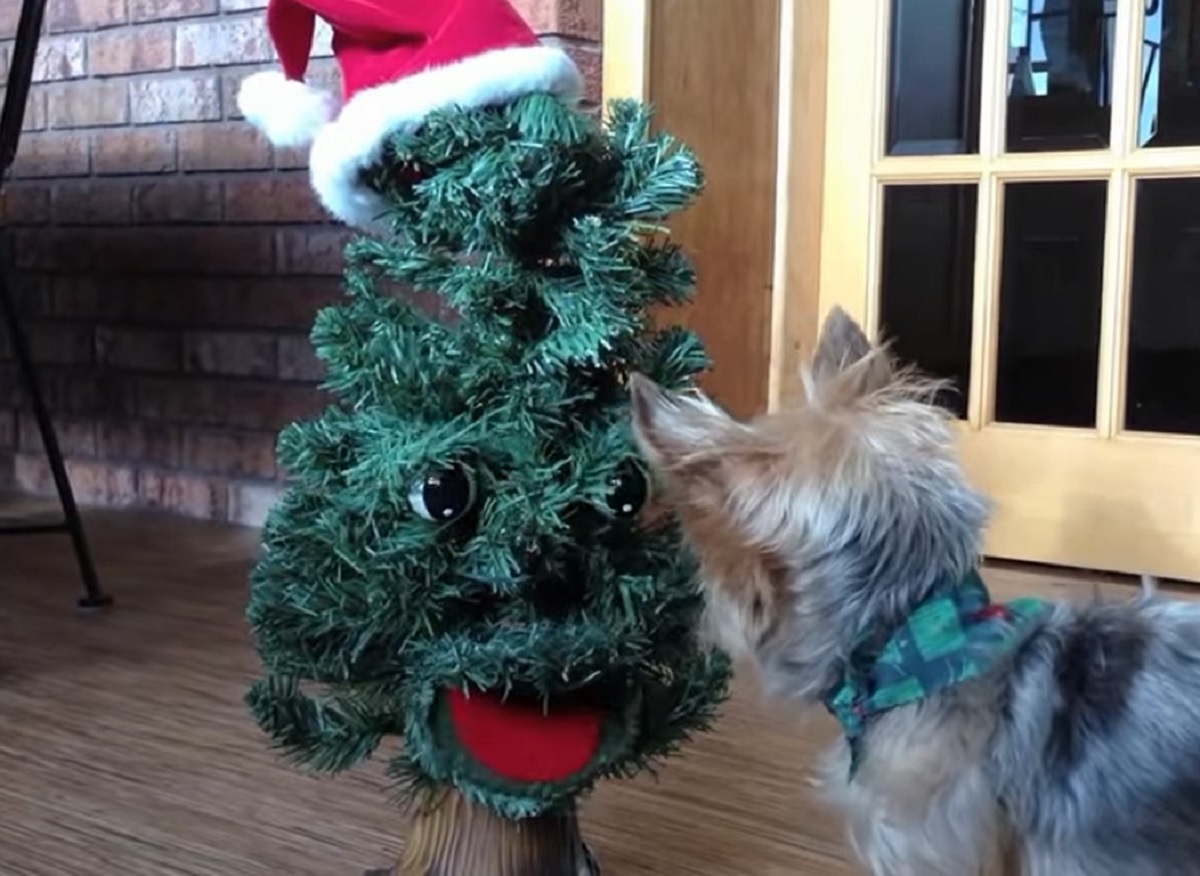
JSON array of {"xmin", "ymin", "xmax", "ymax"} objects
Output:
[
  {"xmin": 1006, "ymin": 0, "xmax": 1117, "ymax": 152},
  {"xmin": 995, "ymin": 181, "xmax": 1106, "ymax": 427},
  {"xmin": 1139, "ymin": 0, "xmax": 1200, "ymax": 147},
  {"xmin": 1126, "ymin": 178, "xmax": 1200, "ymax": 434},
  {"xmin": 879, "ymin": 185, "xmax": 978, "ymax": 418},
  {"xmin": 886, "ymin": 0, "xmax": 985, "ymax": 155}
]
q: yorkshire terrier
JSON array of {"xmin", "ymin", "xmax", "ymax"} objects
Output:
[{"xmin": 629, "ymin": 307, "xmax": 1200, "ymax": 875}]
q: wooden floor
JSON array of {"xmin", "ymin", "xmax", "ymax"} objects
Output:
[{"xmin": 0, "ymin": 499, "xmax": 1176, "ymax": 875}]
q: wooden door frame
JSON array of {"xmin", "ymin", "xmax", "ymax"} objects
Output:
[{"xmin": 601, "ymin": 0, "xmax": 825, "ymax": 418}]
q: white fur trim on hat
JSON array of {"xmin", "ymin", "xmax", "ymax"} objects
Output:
[
  {"xmin": 308, "ymin": 45, "xmax": 583, "ymax": 232},
  {"xmin": 238, "ymin": 70, "xmax": 338, "ymax": 148}
]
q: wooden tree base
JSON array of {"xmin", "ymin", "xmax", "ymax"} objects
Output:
[{"xmin": 367, "ymin": 788, "xmax": 599, "ymax": 876}]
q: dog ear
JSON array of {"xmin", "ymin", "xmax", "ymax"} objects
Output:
[
  {"xmin": 811, "ymin": 307, "xmax": 894, "ymax": 397},
  {"xmin": 812, "ymin": 307, "xmax": 873, "ymax": 378},
  {"xmin": 628, "ymin": 373, "xmax": 733, "ymax": 471}
]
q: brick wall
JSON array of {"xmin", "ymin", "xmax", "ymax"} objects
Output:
[{"xmin": 0, "ymin": 0, "xmax": 602, "ymax": 525}]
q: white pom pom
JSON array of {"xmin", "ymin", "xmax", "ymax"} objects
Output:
[{"xmin": 237, "ymin": 70, "xmax": 336, "ymax": 148}]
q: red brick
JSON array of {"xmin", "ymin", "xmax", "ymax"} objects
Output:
[
  {"xmin": 1, "ymin": 275, "xmax": 54, "ymax": 322},
  {"xmin": 130, "ymin": 0, "xmax": 217, "ymax": 21},
  {"xmin": 52, "ymin": 180, "xmax": 132, "ymax": 225},
  {"xmin": 133, "ymin": 179, "xmax": 222, "ymax": 224},
  {"xmin": 12, "ymin": 227, "xmax": 90, "ymax": 271},
  {"xmin": 47, "ymin": 80, "xmax": 129, "ymax": 128},
  {"xmin": 130, "ymin": 76, "xmax": 220, "ymax": 124},
  {"xmin": 189, "ymin": 228, "xmax": 276, "ymax": 274},
  {"xmin": 46, "ymin": 0, "xmax": 127, "ymax": 33},
  {"xmin": 11, "ymin": 132, "xmax": 89, "ymax": 178},
  {"xmin": 71, "ymin": 460, "xmax": 139, "ymax": 507},
  {"xmin": 51, "ymin": 276, "xmax": 101, "ymax": 320},
  {"xmin": 136, "ymin": 377, "xmax": 216, "ymax": 424},
  {"xmin": 182, "ymin": 428, "xmax": 276, "ymax": 478},
  {"xmin": 200, "ymin": 277, "xmax": 338, "ymax": 329},
  {"xmin": 0, "ymin": 412, "xmax": 14, "ymax": 450},
  {"xmin": 95, "ymin": 327, "xmax": 180, "ymax": 372},
  {"xmin": 89, "ymin": 27, "xmax": 174, "ymax": 76},
  {"xmin": 56, "ymin": 276, "xmax": 189, "ymax": 325},
  {"xmin": 11, "ymin": 226, "xmax": 270, "ymax": 276},
  {"xmin": 227, "ymin": 479, "xmax": 280, "ymax": 527},
  {"xmin": 97, "ymin": 227, "xmax": 273, "ymax": 275},
  {"xmin": 32, "ymin": 36, "xmax": 87, "ymax": 82},
  {"xmin": 0, "ymin": 3, "xmax": 19, "ymax": 39},
  {"xmin": 273, "ymin": 145, "xmax": 309, "ymax": 171},
  {"xmin": 96, "ymin": 420, "xmax": 182, "ymax": 467},
  {"xmin": 12, "ymin": 454, "xmax": 51, "ymax": 495},
  {"xmin": 35, "ymin": 370, "xmax": 139, "ymax": 418},
  {"xmin": 516, "ymin": 0, "xmax": 601, "ymax": 39},
  {"xmin": 17, "ymin": 414, "xmax": 97, "ymax": 457},
  {"xmin": 26, "ymin": 321, "xmax": 95, "ymax": 365},
  {"xmin": 177, "ymin": 17, "xmax": 273, "ymax": 68},
  {"xmin": 277, "ymin": 334, "xmax": 325, "ymax": 381},
  {"xmin": 558, "ymin": 41, "xmax": 602, "ymax": 105},
  {"xmin": 221, "ymin": 382, "xmax": 324, "ymax": 430},
  {"xmin": 177, "ymin": 122, "xmax": 271, "ymax": 171},
  {"xmin": 137, "ymin": 469, "xmax": 228, "ymax": 519},
  {"xmin": 17, "ymin": 278, "xmax": 55, "ymax": 320},
  {"xmin": 183, "ymin": 331, "xmax": 277, "ymax": 377},
  {"xmin": 277, "ymin": 227, "xmax": 351, "ymax": 275},
  {"xmin": 92, "ymin": 128, "xmax": 176, "ymax": 175},
  {"xmin": 138, "ymin": 377, "xmax": 323, "ymax": 430},
  {"xmin": 21, "ymin": 91, "xmax": 49, "ymax": 132},
  {"xmin": 220, "ymin": 72, "xmax": 246, "ymax": 121},
  {"xmin": 224, "ymin": 175, "xmax": 324, "ymax": 223},
  {"xmin": 2, "ymin": 186, "xmax": 53, "ymax": 225},
  {"xmin": 53, "ymin": 275, "xmax": 336, "ymax": 331},
  {"xmin": 15, "ymin": 454, "xmax": 138, "ymax": 507}
]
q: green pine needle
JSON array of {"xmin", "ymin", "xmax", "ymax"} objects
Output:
[{"xmin": 246, "ymin": 92, "xmax": 732, "ymax": 818}]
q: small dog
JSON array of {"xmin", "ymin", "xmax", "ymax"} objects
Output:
[{"xmin": 629, "ymin": 307, "xmax": 1200, "ymax": 875}]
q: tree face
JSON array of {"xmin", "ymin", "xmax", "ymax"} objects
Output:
[{"xmin": 246, "ymin": 96, "xmax": 731, "ymax": 820}]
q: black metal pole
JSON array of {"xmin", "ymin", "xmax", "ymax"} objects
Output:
[
  {"xmin": 0, "ymin": 0, "xmax": 111, "ymax": 610},
  {"xmin": 0, "ymin": 238, "xmax": 109, "ymax": 609}
]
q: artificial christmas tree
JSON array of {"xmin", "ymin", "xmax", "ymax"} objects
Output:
[{"xmin": 239, "ymin": 2, "xmax": 732, "ymax": 873}]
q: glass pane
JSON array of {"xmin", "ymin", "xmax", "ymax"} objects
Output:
[
  {"xmin": 995, "ymin": 181, "xmax": 1107, "ymax": 427},
  {"xmin": 887, "ymin": 0, "xmax": 985, "ymax": 155},
  {"xmin": 1139, "ymin": 0, "xmax": 1200, "ymax": 147},
  {"xmin": 1006, "ymin": 0, "xmax": 1118, "ymax": 152},
  {"xmin": 879, "ymin": 185, "xmax": 978, "ymax": 418},
  {"xmin": 1126, "ymin": 178, "xmax": 1200, "ymax": 434}
]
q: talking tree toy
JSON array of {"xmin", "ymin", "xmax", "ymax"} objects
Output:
[{"xmin": 237, "ymin": 1, "xmax": 732, "ymax": 873}]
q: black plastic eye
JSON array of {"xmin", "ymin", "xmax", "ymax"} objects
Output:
[
  {"xmin": 605, "ymin": 460, "xmax": 650, "ymax": 519},
  {"xmin": 408, "ymin": 464, "xmax": 476, "ymax": 523}
]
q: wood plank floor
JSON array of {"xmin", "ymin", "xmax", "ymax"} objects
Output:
[{"xmin": 0, "ymin": 498, "xmax": 1178, "ymax": 875}]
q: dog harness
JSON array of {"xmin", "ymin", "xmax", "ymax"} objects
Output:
[{"xmin": 820, "ymin": 569, "xmax": 1049, "ymax": 777}]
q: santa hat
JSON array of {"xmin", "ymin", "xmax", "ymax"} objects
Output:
[{"xmin": 238, "ymin": 0, "xmax": 584, "ymax": 231}]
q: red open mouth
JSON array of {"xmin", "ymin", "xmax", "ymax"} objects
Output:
[{"xmin": 445, "ymin": 686, "xmax": 605, "ymax": 783}]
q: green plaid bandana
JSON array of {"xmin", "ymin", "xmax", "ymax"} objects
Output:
[{"xmin": 821, "ymin": 569, "xmax": 1049, "ymax": 777}]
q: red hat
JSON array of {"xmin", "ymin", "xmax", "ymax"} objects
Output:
[{"xmin": 238, "ymin": 0, "xmax": 583, "ymax": 231}]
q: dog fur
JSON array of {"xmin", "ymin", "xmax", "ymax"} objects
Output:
[{"xmin": 629, "ymin": 307, "xmax": 1200, "ymax": 875}]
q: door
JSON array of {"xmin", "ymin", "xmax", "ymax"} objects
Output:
[
  {"xmin": 811, "ymin": 0, "xmax": 1200, "ymax": 580},
  {"xmin": 603, "ymin": 0, "xmax": 782, "ymax": 419}
]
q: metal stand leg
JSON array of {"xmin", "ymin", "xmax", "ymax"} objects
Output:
[{"xmin": 0, "ymin": 231, "xmax": 111, "ymax": 610}]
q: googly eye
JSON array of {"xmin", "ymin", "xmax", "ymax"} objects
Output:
[
  {"xmin": 408, "ymin": 464, "xmax": 476, "ymax": 523},
  {"xmin": 605, "ymin": 459, "xmax": 650, "ymax": 519}
]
